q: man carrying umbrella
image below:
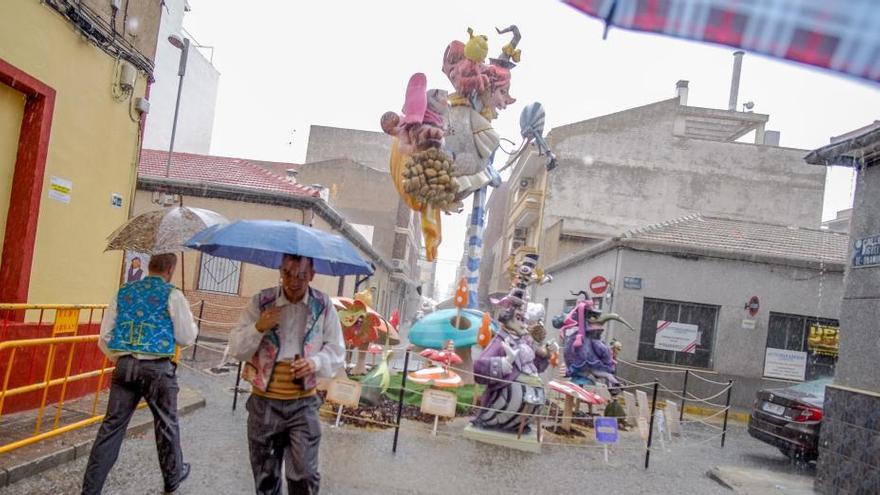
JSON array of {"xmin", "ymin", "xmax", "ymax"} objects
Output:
[
  {"xmin": 81, "ymin": 253, "xmax": 198, "ymax": 495},
  {"xmin": 229, "ymin": 254, "xmax": 345, "ymax": 495}
]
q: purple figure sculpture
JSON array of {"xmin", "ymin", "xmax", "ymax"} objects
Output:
[{"xmin": 561, "ymin": 298, "xmax": 633, "ymax": 391}]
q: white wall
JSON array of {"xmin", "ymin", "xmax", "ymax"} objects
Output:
[{"xmin": 142, "ymin": 0, "xmax": 219, "ymax": 154}]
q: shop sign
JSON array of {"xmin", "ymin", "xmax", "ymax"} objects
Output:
[
  {"xmin": 764, "ymin": 348, "xmax": 807, "ymax": 381},
  {"xmin": 808, "ymin": 324, "xmax": 839, "ymax": 358}
]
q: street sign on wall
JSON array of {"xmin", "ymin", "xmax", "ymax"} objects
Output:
[{"xmin": 853, "ymin": 234, "xmax": 880, "ymax": 268}]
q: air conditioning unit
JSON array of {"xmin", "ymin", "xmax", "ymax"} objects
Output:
[{"xmin": 392, "ymin": 259, "xmax": 407, "ymax": 272}]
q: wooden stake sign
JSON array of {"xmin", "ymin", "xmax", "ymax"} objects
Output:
[
  {"xmin": 665, "ymin": 400, "xmax": 682, "ymax": 435},
  {"xmin": 420, "ymin": 388, "xmax": 457, "ymax": 418},
  {"xmin": 327, "ymin": 378, "xmax": 362, "ymax": 408},
  {"xmin": 636, "ymin": 390, "xmax": 650, "ymax": 420},
  {"xmin": 622, "ymin": 391, "xmax": 639, "ymax": 426}
]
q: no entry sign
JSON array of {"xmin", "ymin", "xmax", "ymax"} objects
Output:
[{"xmin": 590, "ymin": 276, "xmax": 608, "ymax": 294}]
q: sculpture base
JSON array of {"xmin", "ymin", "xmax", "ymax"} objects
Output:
[{"xmin": 462, "ymin": 424, "xmax": 541, "ymax": 453}]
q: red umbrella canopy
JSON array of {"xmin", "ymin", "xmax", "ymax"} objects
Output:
[
  {"xmin": 419, "ymin": 348, "xmax": 463, "ymax": 367},
  {"xmin": 563, "ymin": 0, "xmax": 880, "ymax": 84},
  {"xmin": 333, "ymin": 297, "xmax": 401, "ymax": 347}
]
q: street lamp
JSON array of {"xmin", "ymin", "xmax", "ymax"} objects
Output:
[{"xmin": 165, "ymin": 33, "xmax": 190, "ymax": 178}]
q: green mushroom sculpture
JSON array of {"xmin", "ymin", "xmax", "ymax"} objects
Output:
[{"xmin": 408, "ymin": 308, "xmax": 498, "ymax": 385}]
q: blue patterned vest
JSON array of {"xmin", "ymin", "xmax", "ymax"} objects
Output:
[{"xmin": 108, "ymin": 276, "xmax": 175, "ymax": 356}]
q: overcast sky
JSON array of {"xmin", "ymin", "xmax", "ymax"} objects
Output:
[{"xmin": 184, "ymin": 0, "xmax": 880, "ymax": 300}]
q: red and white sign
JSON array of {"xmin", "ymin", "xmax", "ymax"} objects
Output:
[
  {"xmin": 745, "ymin": 296, "xmax": 760, "ymax": 317},
  {"xmin": 654, "ymin": 320, "xmax": 699, "ymax": 353},
  {"xmin": 589, "ymin": 276, "xmax": 609, "ymax": 294}
]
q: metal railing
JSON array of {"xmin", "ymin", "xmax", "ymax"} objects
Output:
[{"xmin": 0, "ymin": 304, "xmax": 134, "ymax": 455}]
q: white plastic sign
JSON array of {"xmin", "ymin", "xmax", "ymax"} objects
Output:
[{"xmin": 654, "ymin": 320, "xmax": 699, "ymax": 353}]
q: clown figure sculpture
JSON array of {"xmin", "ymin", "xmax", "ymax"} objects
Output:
[{"xmin": 472, "ymin": 254, "xmax": 552, "ymax": 433}]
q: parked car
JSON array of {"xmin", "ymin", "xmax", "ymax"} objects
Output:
[{"xmin": 747, "ymin": 377, "xmax": 831, "ymax": 462}]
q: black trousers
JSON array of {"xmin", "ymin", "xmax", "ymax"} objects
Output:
[
  {"xmin": 246, "ymin": 394, "xmax": 322, "ymax": 495},
  {"xmin": 81, "ymin": 356, "xmax": 185, "ymax": 495}
]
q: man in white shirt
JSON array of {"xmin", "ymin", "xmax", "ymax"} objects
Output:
[
  {"xmin": 81, "ymin": 253, "xmax": 198, "ymax": 495},
  {"xmin": 229, "ymin": 254, "xmax": 344, "ymax": 495}
]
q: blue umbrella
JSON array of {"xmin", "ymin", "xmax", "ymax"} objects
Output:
[{"xmin": 185, "ymin": 220, "xmax": 374, "ymax": 276}]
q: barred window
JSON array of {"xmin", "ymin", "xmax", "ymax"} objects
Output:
[
  {"xmin": 637, "ymin": 298, "xmax": 719, "ymax": 369},
  {"xmin": 197, "ymin": 254, "xmax": 241, "ymax": 295}
]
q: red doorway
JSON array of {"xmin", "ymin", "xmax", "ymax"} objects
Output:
[{"xmin": 0, "ymin": 57, "xmax": 55, "ymax": 304}]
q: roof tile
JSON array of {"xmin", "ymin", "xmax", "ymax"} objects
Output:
[
  {"xmin": 139, "ymin": 149, "xmax": 318, "ymax": 197},
  {"xmin": 623, "ymin": 214, "xmax": 848, "ymax": 265}
]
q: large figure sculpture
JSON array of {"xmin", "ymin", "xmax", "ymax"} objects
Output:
[
  {"xmin": 558, "ymin": 293, "xmax": 633, "ymax": 391},
  {"xmin": 472, "ymin": 254, "xmax": 552, "ymax": 434},
  {"xmin": 382, "ymin": 26, "xmax": 556, "ymax": 307}
]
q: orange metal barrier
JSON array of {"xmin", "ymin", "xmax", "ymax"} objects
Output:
[
  {"xmin": 0, "ymin": 304, "xmax": 107, "ymax": 413},
  {"xmin": 0, "ymin": 335, "xmax": 120, "ymax": 454},
  {"xmin": 0, "ymin": 304, "xmax": 132, "ymax": 454}
]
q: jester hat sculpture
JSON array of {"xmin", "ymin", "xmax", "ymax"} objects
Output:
[{"xmin": 472, "ymin": 254, "xmax": 553, "ymax": 434}]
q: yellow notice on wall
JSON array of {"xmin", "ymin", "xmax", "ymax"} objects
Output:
[
  {"xmin": 48, "ymin": 176, "xmax": 72, "ymax": 204},
  {"xmin": 52, "ymin": 308, "xmax": 80, "ymax": 336}
]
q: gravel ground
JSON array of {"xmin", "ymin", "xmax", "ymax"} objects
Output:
[{"xmin": 0, "ymin": 352, "xmax": 816, "ymax": 495}]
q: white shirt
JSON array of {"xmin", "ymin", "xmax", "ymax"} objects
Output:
[
  {"xmin": 99, "ymin": 287, "xmax": 198, "ymax": 361},
  {"xmin": 228, "ymin": 289, "xmax": 345, "ymax": 379}
]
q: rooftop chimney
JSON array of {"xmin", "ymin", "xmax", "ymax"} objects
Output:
[
  {"xmin": 285, "ymin": 168, "xmax": 298, "ymax": 181},
  {"xmin": 728, "ymin": 51, "xmax": 745, "ymax": 111},
  {"xmin": 676, "ymin": 80, "xmax": 689, "ymax": 105}
]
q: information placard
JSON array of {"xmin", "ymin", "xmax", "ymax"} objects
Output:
[
  {"xmin": 763, "ymin": 348, "xmax": 807, "ymax": 381},
  {"xmin": 594, "ymin": 417, "xmax": 619, "ymax": 444},
  {"xmin": 52, "ymin": 308, "xmax": 80, "ymax": 336},
  {"xmin": 637, "ymin": 417, "xmax": 649, "ymax": 441},
  {"xmin": 327, "ymin": 378, "xmax": 362, "ymax": 408},
  {"xmin": 420, "ymin": 389, "xmax": 457, "ymax": 418},
  {"xmin": 654, "ymin": 320, "xmax": 699, "ymax": 353}
]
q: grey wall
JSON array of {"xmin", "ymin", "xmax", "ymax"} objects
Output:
[
  {"xmin": 538, "ymin": 247, "xmax": 844, "ymax": 407},
  {"xmin": 834, "ymin": 165, "xmax": 880, "ymax": 392},
  {"xmin": 295, "ymin": 159, "xmax": 398, "ymax": 264},
  {"xmin": 545, "ymin": 99, "xmax": 825, "ymax": 240},
  {"xmin": 305, "ymin": 125, "xmax": 391, "ymax": 172}
]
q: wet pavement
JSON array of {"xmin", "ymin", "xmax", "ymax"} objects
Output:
[{"xmin": 0, "ymin": 350, "xmax": 817, "ymax": 494}]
